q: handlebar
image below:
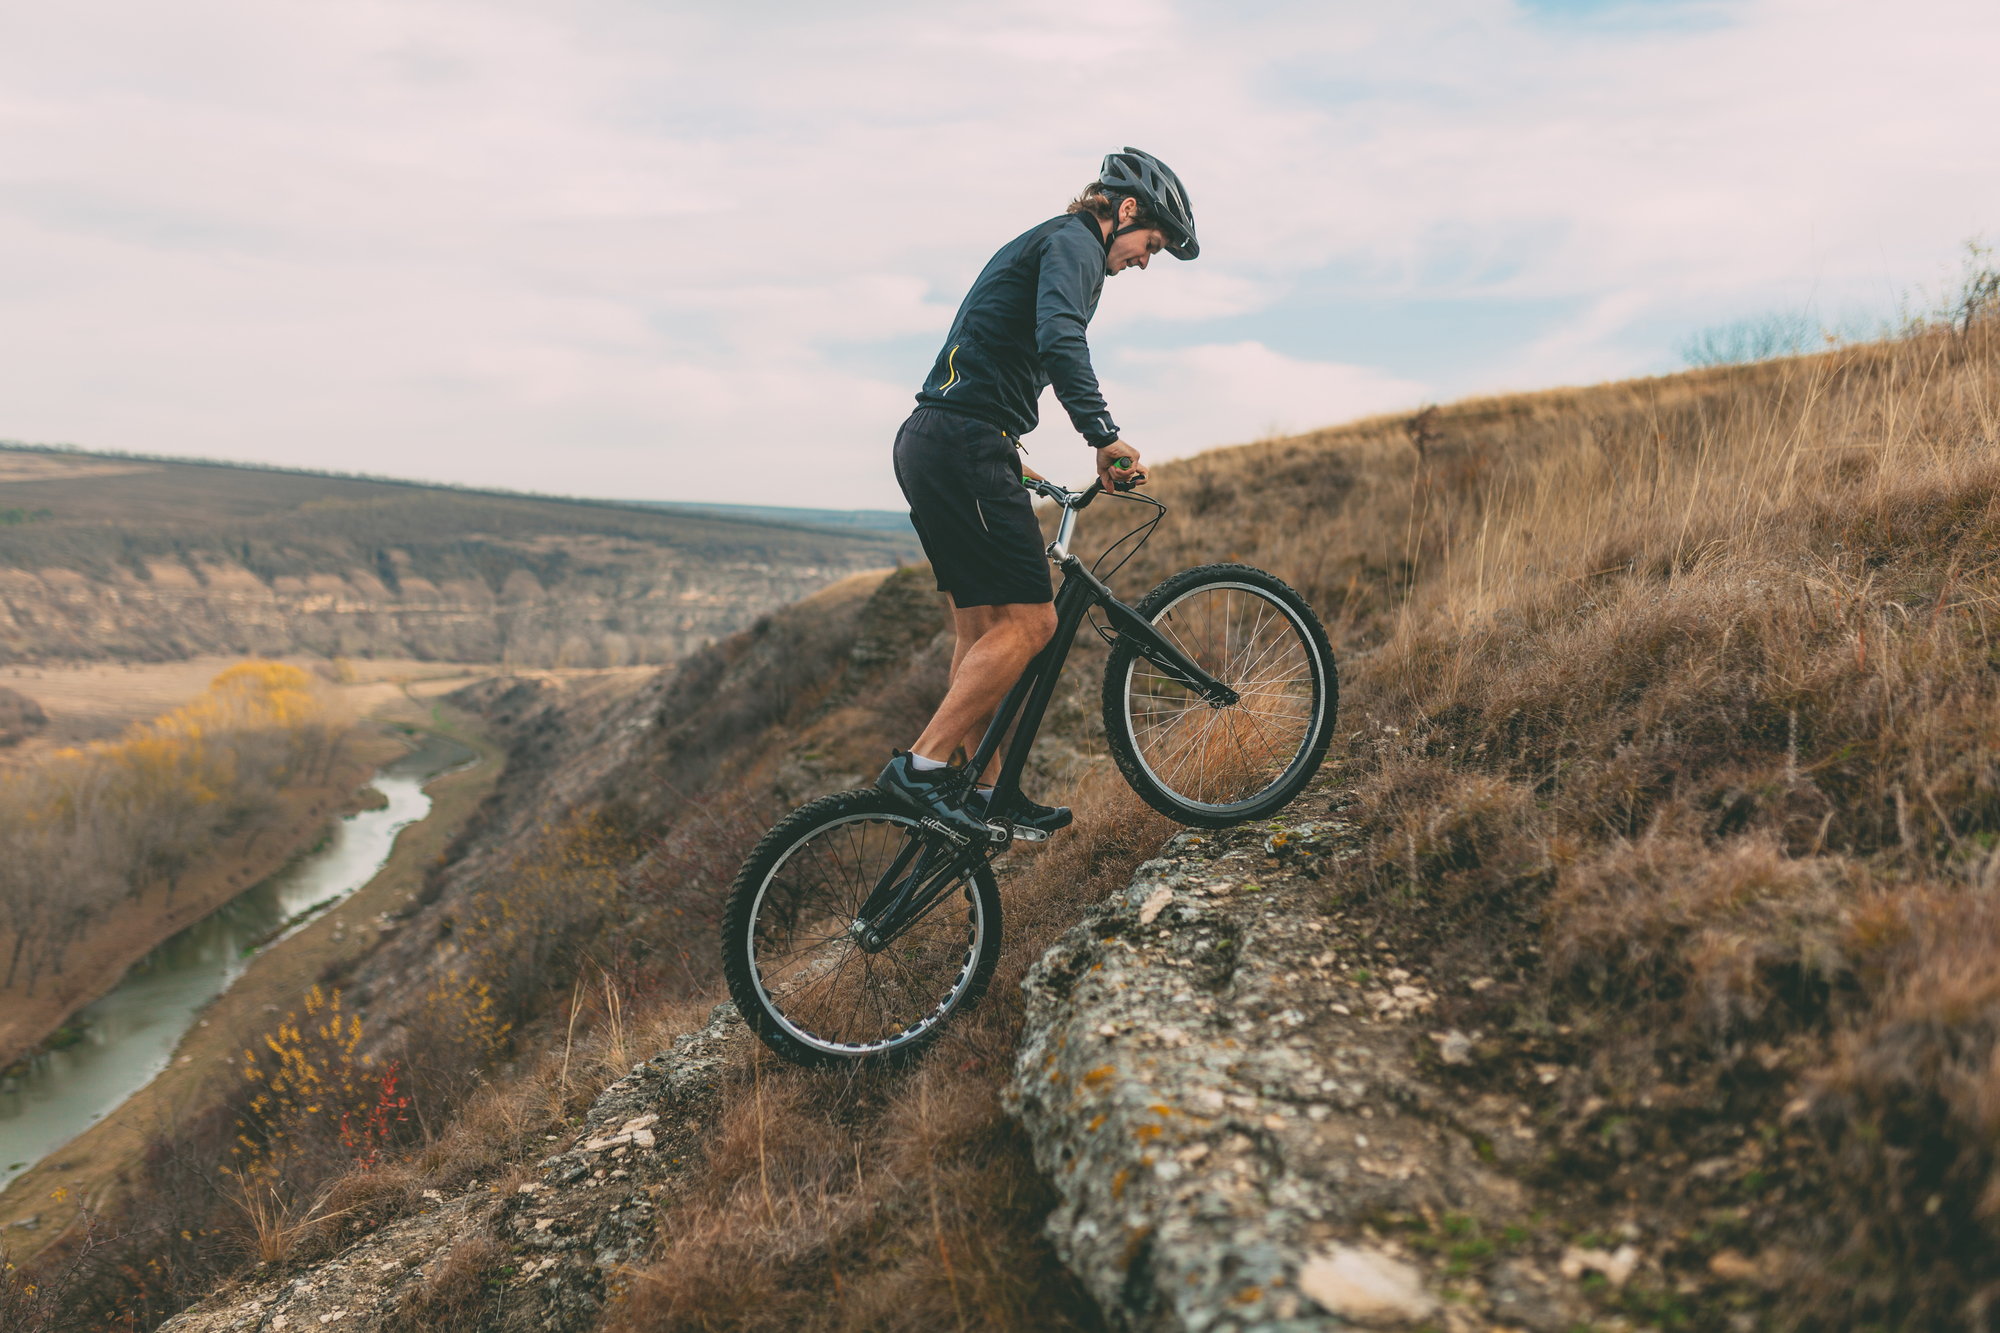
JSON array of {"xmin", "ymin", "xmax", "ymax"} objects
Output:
[{"xmin": 1023, "ymin": 458, "xmax": 1139, "ymax": 511}]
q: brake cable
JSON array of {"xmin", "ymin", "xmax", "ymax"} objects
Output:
[{"xmin": 1086, "ymin": 487, "xmax": 1168, "ymax": 647}]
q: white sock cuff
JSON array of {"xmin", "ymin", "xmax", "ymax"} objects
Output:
[{"xmin": 910, "ymin": 752, "xmax": 948, "ymax": 772}]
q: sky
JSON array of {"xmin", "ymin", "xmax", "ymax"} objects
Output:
[{"xmin": 2, "ymin": 0, "xmax": 1996, "ymax": 509}]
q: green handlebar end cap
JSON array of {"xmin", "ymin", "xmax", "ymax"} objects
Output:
[{"xmin": 1112, "ymin": 456, "xmax": 1132, "ymax": 470}]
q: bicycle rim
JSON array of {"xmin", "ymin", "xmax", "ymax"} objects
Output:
[
  {"xmin": 744, "ymin": 810, "xmax": 987, "ymax": 1060},
  {"xmin": 1122, "ymin": 581, "xmax": 1325, "ymax": 816}
]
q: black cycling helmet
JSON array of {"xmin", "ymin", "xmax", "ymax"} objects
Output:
[{"xmin": 1099, "ymin": 147, "xmax": 1199, "ymax": 261}]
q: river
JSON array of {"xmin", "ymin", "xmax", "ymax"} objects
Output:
[{"xmin": 0, "ymin": 731, "xmax": 475, "ymax": 1192}]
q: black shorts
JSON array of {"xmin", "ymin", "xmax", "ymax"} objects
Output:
[{"xmin": 892, "ymin": 408, "xmax": 1053, "ymax": 608}]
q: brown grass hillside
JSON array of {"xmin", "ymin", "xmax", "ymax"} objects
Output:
[
  {"xmin": 603, "ymin": 323, "xmax": 2000, "ymax": 1329},
  {"xmin": 20, "ymin": 316, "xmax": 2000, "ymax": 1331}
]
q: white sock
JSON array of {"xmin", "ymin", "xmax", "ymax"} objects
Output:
[
  {"xmin": 977, "ymin": 785, "xmax": 995, "ymax": 799},
  {"xmin": 910, "ymin": 752, "xmax": 948, "ymax": 772}
]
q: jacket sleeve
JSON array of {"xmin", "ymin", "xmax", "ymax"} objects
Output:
[{"xmin": 1035, "ymin": 224, "xmax": 1122, "ymax": 447}]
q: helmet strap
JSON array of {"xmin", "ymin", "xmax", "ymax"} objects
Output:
[{"xmin": 1104, "ymin": 220, "xmax": 1148, "ymax": 255}]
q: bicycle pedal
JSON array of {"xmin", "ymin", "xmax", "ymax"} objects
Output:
[{"xmin": 1010, "ymin": 825, "xmax": 1050, "ymax": 843}]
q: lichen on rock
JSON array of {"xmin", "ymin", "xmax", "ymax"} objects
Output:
[{"xmin": 1008, "ymin": 797, "xmax": 1589, "ymax": 1332}]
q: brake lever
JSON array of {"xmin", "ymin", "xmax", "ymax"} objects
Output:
[{"xmin": 1076, "ymin": 472, "xmax": 1147, "ymax": 511}]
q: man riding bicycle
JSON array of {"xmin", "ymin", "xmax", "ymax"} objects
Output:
[{"xmin": 879, "ymin": 147, "xmax": 1200, "ymax": 844}]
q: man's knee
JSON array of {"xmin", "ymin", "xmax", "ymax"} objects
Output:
[{"xmin": 1026, "ymin": 602, "xmax": 1056, "ymax": 648}]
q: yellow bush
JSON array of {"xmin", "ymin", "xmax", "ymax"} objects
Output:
[
  {"xmin": 422, "ymin": 968, "xmax": 514, "ymax": 1070},
  {"xmin": 233, "ymin": 986, "xmax": 371, "ymax": 1181}
]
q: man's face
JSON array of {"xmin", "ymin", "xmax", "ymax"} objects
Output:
[{"xmin": 1106, "ymin": 226, "xmax": 1165, "ymax": 275}]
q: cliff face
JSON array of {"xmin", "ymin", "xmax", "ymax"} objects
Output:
[
  {"xmin": 0, "ymin": 543, "xmax": 859, "ymax": 666},
  {"xmin": 0, "ymin": 446, "xmax": 917, "ymax": 665}
]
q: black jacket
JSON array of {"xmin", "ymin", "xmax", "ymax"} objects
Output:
[{"xmin": 914, "ymin": 212, "xmax": 1120, "ymax": 447}]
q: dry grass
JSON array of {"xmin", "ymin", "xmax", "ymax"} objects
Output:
[
  {"xmin": 380, "ymin": 1229, "xmax": 507, "ymax": 1333},
  {"xmin": 1294, "ymin": 326, "xmax": 2000, "ymax": 1324},
  {"xmin": 606, "ymin": 772, "xmax": 1175, "ymax": 1333}
]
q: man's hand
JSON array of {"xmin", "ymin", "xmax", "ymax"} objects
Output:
[{"xmin": 1095, "ymin": 440, "xmax": 1148, "ymax": 492}]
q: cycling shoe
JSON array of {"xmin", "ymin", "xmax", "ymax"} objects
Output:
[
  {"xmin": 970, "ymin": 789, "xmax": 1074, "ymax": 835},
  {"xmin": 876, "ymin": 753, "xmax": 995, "ymax": 847}
]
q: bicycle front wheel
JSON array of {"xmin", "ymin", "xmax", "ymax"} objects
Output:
[
  {"xmin": 721, "ymin": 790, "xmax": 1002, "ymax": 1068},
  {"xmin": 1102, "ymin": 564, "xmax": 1336, "ymax": 827}
]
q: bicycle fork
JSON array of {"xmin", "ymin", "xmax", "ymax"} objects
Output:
[{"xmin": 849, "ymin": 832, "xmax": 991, "ymax": 952}]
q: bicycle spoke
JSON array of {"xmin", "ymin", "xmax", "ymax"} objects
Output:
[
  {"xmin": 745, "ymin": 809, "xmax": 989, "ymax": 1056},
  {"xmin": 1123, "ymin": 581, "xmax": 1324, "ymax": 813}
]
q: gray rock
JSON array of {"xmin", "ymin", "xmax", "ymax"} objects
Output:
[
  {"xmin": 1296, "ymin": 1245, "xmax": 1436, "ymax": 1324},
  {"xmin": 1009, "ymin": 812, "xmax": 1586, "ymax": 1332}
]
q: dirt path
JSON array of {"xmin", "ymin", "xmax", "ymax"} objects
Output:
[{"xmin": 0, "ymin": 697, "xmax": 508, "ymax": 1261}]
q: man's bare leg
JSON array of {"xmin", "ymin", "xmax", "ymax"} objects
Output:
[{"xmin": 912, "ymin": 600, "xmax": 1055, "ymax": 777}]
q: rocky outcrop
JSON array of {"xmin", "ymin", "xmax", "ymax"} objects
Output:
[
  {"xmin": 158, "ymin": 1004, "xmax": 745, "ymax": 1333},
  {"xmin": 1009, "ymin": 791, "xmax": 1601, "ymax": 1333}
]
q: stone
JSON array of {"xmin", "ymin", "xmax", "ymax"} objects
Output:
[
  {"xmin": 1296, "ymin": 1245, "xmax": 1439, "ymax": 1323},
  {"xmin": 0, "ymin": 687, "xmax": 46, "ymax": 747},
  {"xmin": 1708, "ymin": 1248, "xmax": 1762, "ymax": 1281},
  {"xmin": 1006, "ymin": 805, "xmax": 1540, "ymax": 1332},
  {"xmin": 1560, "ymin": 1244, "xmax": 1639, "ymax": 1288}
]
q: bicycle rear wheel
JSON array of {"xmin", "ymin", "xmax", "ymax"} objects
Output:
[
  {"xmin": 721, "ymin": 790, "xmax": 1002, "ymax": 1068},
  {"xmin": 1102, "ymin": 563, "xmax": 1336, "ymax": 827}
]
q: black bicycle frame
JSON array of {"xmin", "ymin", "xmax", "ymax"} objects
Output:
[
  {"xmin": 856, "ymin": 548, "xmax": 1239, "ymax": 948},
  {"xmin": 969, "ymin": 553, "xmax": 1238, "ymax": 818}
]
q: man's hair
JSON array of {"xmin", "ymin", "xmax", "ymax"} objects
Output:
[{"xmin": 1066, "ymin": 181, "xmax": 1154, "ymax": 227}]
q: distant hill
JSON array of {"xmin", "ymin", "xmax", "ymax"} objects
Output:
[
  {"xmin": 624, "ymin": 499, "xmax": 915, "ymax": 536},
  {"xmin": 0, "ymin": 445, "xmax": 921, "ymax": 665}
]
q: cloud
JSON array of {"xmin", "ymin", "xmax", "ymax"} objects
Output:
[
  {"xmin": 1091, "ymin": 343, "xmax": 1427, "ymax": 463},
  {"xmin": 0, "ymin": 0, "xmax": 1995, "ymax": 507}
]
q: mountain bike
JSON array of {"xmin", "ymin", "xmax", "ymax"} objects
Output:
[{"xmin": 721, "ymin": 471, "xmax": 1337, "ymax": 1067}]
